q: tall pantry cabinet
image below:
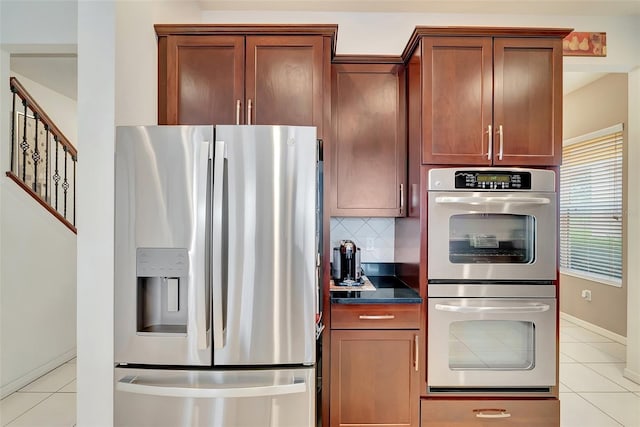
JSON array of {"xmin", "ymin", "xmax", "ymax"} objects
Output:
[{"xmin": 155, "ymin": 25, "xmax": 336, "ymax": 140}]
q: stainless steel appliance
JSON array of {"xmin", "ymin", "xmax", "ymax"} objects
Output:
[
  {"xmin": 426, "ymin": 168, "xmax": 558, "ymax": 395},
  {"xmin": 427, "ymin": 284, "xmax": 557, "ymax": 394},
  {"xmin": 427, "ymin": 168, "xmax": 557, "ymax": 282},
  {"xmin": 331, "ymin": 239, "xmax": 361, "ymax": 285},
  {"xmin": 114, "ymin": 125, "xmax": 319, "ymax": 426}
]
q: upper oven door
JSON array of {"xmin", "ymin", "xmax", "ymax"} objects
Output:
[{"xmin": 427, "ymin": 191, "xmax": 557, "ymax": 281}]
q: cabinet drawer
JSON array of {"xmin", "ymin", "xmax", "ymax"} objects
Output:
[
  {"xmin": 331, "ymin": 304, "xmax": 420, "ymax": 329},
  {"xmin": 421, "ymin": 398, "xmax": 559, "ymax": 427}
]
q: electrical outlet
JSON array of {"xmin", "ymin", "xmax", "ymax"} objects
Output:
[
  {"xmin": 581, "ymin": 289, "xmax": 592, "ymax": 302},
  {"xmin": 366, "ymin": 237, "xmax": 375, "ymax": 251}
]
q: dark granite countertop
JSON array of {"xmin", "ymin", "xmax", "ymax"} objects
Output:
[{"xmin": 330, "ymin": 263, "xmax": 422, "ymax": 304}]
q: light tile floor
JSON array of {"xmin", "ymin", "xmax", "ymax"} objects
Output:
[{"xmin": 1, "ymin": 318, "xmax": 639, "ymax": 426}]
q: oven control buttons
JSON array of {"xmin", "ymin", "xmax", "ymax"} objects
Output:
[{"xmin": 454, "ymin": 171, "xmax": 532, "ymax": 190}]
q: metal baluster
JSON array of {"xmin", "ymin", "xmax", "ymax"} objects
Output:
[
  {"xmin": 53, "ymin": 137, "xmax": 60, "ymax": 210},
  {"xmin": 21, "ymin": 99, "xmax": 29, "ymax": 182},
  {"xmin": 45, "ymin": 125, "xmax": 50, "ymax": 203},
  {"xmin": 32, "ymin": 113, "xmax": 40, "ymax": 193},
  {"xmin": 63, "ymin": 146, "xmax": 69, "ymax": 219},
  {"xmin": 10, "ymin": 86, "xmax": 16, "ymax": 174}
]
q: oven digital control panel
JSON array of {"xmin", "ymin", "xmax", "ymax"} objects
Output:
[{"xmin": 454, "ymin": 171, "xmax": 532, "ymax": 190}]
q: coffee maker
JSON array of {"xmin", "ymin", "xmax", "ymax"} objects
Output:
[{"xmin": 332, "ymin": 240, "xmax": 362, "ymax": 285}]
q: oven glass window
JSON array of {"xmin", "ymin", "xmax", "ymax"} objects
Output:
[
  {"xmin": 449, "ymin": 214, "xmax": 535, "ymax": 264},
  {"xmin": 449, "ymin": 320, "xmax": 535, "ymax": 370}
]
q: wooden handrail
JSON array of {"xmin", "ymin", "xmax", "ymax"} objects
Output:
[{"xmin": 10, "ymin": 77, "xmax": 77, "ymax": 158}]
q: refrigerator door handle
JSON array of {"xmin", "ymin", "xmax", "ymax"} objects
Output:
[
  {"xmin": 116, "ymin": 375, "xmax": 306, "ymax": 398},
  {"xmin": 211, "ymin": 139, "xmax": 226, "ymax": 349}
]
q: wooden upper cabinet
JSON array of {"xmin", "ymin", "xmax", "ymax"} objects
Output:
[
  {"xmin": 493, "ymin": 37, "xmax": 563, "ymax": 166},
  {"xmin": 246, "ymin": 36, "xmax": 324, "ymax": 130},
  {"xmin": 159, "ymin": 35, "xmax": 245, "ymax": 125},
  {"xmin": 156, "ymin": 25, "xmax": 336, "ymax": 138},
  {"xmin": 330, "ymin": 62, "xmax": 406, "ymax": 217},
  {"xmin": 414, "ymin": 29, "xmax": 568, "ymax": 166},
  {"xmin": 421, "ymin": 37, "xmax": 493, "ymax": 165}
]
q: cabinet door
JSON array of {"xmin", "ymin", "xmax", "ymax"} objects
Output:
[
  {"xmin": 331, "ymin": 63, "xmax": 406, "ymax": 217},
  {"xmin": 245, "ymin": 36, "xmax": 324, "ymax": 132},
  {"xmin": 160, "ymin": 35, "xmax": 245, "ymax": 125},
  {"xmin": 420, "ymin": 37, "xmax": 493, "ymax": 165},
  {"xmin": 330, "ymin": 330, "xmax": 420, "ymax": 427},
  {"xmin": 493, "ymin": 37, "xmax": 563, "ymax": 166}
]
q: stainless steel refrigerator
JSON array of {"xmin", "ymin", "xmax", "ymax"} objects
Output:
[{"xmin": 114, "ymin": 125, "xmax": 319, "ymax": 427}]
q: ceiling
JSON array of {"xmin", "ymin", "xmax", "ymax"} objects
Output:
[{"xmin": 10, "ymin": 0, "xmax": 637, "ymax": 100}]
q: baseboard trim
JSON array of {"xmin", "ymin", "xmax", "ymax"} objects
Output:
[
  {"xmin": 1, "ymin": 348, "xmax": 76, "ymax": 399},
  {"xmin": 560, "ymin": 312, "xmax": 627, "ymax": 345}
]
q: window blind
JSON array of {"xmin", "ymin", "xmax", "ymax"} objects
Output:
[{"xmin": 560, "ymin": 124, "xmax": 623, "ymax": 286}]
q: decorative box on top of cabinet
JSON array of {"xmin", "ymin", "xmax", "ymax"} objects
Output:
[
  {"xmin": 330, "ymin": 59, "xmax": 406, "ymax": 217},
  {"xmin": 405, "ymin": 27, "xmax": 571, "ymax": 166},
  {"xmin": 155, "ymin": 25, "xmax": 337, "ymax": 139}
]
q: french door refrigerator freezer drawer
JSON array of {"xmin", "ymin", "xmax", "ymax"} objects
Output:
[{"xmin": 114, "ymin": 367, "xmax": 315, "ymax": 427}]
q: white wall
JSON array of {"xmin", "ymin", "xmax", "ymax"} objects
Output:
[
  {"xmin": 0, "ymin": 1, "xmax": 78, "ymax": 399},
  {"xmin": 77, "ymin": 2, "xmax": 116, "ymax": 424},
  {"xmin": 0, "ymin": 0, "xmax": 76, "ymax": 54},
  {"xmin": 0, "ymin": 179, "xmax": 77, "ymax": 397}
]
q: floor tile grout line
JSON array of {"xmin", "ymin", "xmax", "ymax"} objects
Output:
[
  {"xmin": 1, "ymin": 392, "xmax": 56, "ymax": 427},
  {"xmin": 574, "ymin": 392, "xmax": 630, "ymax": 426}
]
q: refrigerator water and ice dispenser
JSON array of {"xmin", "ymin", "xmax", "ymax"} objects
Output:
[{"xmin": 136, "ymin": 248, "xmax": 189, "ymax": 334}]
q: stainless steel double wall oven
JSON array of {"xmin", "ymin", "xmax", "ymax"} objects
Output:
[{"xmin": 426, "ymin": 168, "xmax": 558, "ymax": 395}]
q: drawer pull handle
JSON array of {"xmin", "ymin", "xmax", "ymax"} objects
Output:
[
  {"xmin": 358, "ymin": 314, "xmax": 395, "ymax": 320},
  {"xmin": 474, "ymin": 409, "xmax": 511, "ymax": 419}
]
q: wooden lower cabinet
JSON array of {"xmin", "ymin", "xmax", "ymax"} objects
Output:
[
  {"xmin": 420, "ymin": 398, "xmax": 559, "ymax": 427},
  {"xmin": 330, "ymin": 329, "xmax": 420, "ymax": 427}
]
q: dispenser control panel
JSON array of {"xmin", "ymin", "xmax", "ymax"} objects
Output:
[{"xmin": 136, "ymin": 248, "xmax": 189, "ymax": 277}]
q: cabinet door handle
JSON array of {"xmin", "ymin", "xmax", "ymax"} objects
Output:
[
  {"xmin": 358, "ymin": 314, "xmax": 395, "ymax": 320},
  {"xmin": 498, "ymin": 124, "xmax": 504, "ymax": 161},
  {"xmin": 486, "ymin": 124, "xmax": 493, "ymax": 160},
  {"xmin": 414, "ymin": 335, "xmax": 419, "ymax": 372},
  {"xmin": 235, "ymin": 100, "xmax": 241, "ymax": 125},
  {"xmin": 247, "ymin": 98, "xmax": 253, "ymax": 125},
  {"xmin": 399, "ymin": 183, "xmax": 404, "ymax": 214},
  {"xmin": 474, "ymin": 409, "xmax": 511, "ymax": 419}
]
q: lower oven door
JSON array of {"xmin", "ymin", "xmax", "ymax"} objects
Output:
[{"xmin": 427, "ymin": 285, "xmax": 556, "ymax": 391}]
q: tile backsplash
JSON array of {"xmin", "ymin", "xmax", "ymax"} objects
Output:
[{"xmin": 330, "ymin": 217, "xmax": 395, "ymax": 262}]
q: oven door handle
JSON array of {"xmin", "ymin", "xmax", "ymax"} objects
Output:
[
  {"xmin": 434, "ymin": 303, "xmax": 551, "ymax": 314},
  {"xmin": 434, "ymin": 196, "xmax": 551, "ymax": 206}
]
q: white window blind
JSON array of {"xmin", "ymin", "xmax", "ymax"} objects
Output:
[{"xmin": 560, "ymin": 124, "xmax": 623, "ymax": 286}]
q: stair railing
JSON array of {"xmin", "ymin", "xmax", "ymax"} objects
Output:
[{"xmin": 6, "ymin": 77, "xmax": 77, "ymax": 233}]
